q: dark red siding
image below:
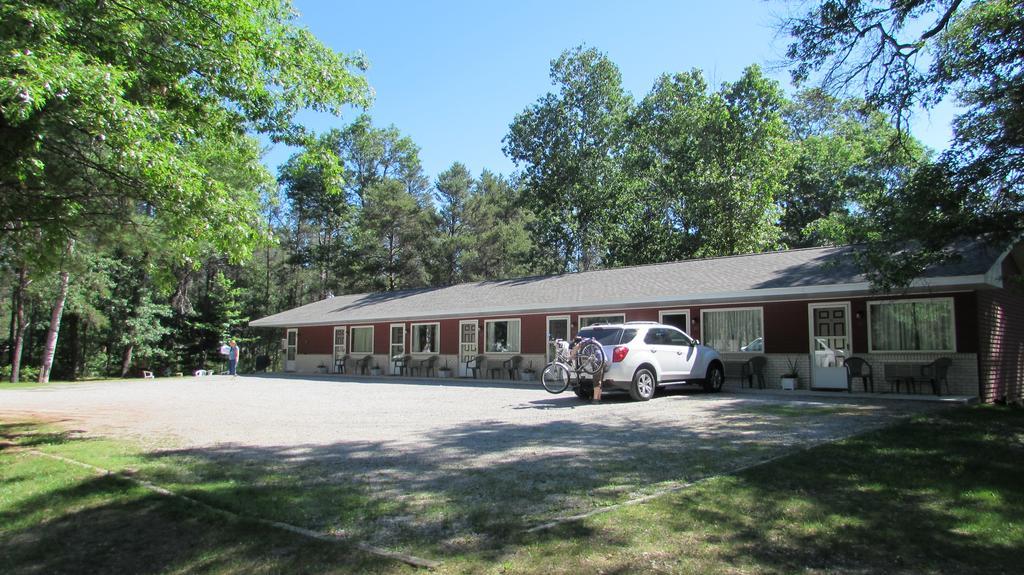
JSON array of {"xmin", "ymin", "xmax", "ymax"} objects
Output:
[
  {"xmin": 627, "ymin": 309, "xmax": 660, "ymax": 322},
  {"xmin": 953, "ymin": 292, "xmax": 979, "ymax": 354},
  {"xmin": 373, "ymin": 322, "xmax": 391, "ymax": 354},
  {"xmin": 298, "ymin": 326, "xmax": 332, "ymax": 354},
  {"xmin": 521, "ymin": 315, "xmax": 547, "ymax": 354},
  {"xmin": 440, "ymin": 319, "xmax": 460, "ymax": 355},
  {"xmin": 851, "ymin": 300, "xmax": 869, "ymax": 353},
  {"xmin": 764, "ymin": 302, "xmax": 807, "ymax": 354}
]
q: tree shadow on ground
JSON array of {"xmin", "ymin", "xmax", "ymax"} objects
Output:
[
  {"xmin": 0, "ymin": 477, "xmax": 404, "ymax": 575},
  {"xmin": 120, "ymin": 396, "xmax": 932, "ymax": 555},
  {"xmin": 641, "ymin": 406, "xmax": 1024, "ymax": 574},
  {"xmin": 4, "ymin": 400, "xmax": 992, "ymax": 573}
]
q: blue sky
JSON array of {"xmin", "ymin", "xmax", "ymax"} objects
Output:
[{"xmin": 264, "ymin": 0, "xmax": 957, "ymax": 183}]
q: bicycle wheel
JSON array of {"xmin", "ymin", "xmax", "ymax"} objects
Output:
[
  {"xmin": 576, "ymin": 341, "xmax": 606, "ymax": 375},
  {"xmin": 541, "ymin": 362, "xmax": 571, "ymax": 394}
]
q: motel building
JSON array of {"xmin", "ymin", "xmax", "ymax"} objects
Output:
[{"xmin": 250, "ymin": 241, "xmax": 1024, "ymax": 403}]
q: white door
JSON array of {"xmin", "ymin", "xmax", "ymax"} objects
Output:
[
  {"xmin": 546, "ymin": 316, "xmax": 570, "ymax": 362},
  {"xmin": 333, "ymin": 327, "xmax": 346, "ymax": 372},
  {"xmin": 390, "ymin": 324, "xmax": 405, "ymax": 375},
  {"xmin": 459, "ymin": 320, "xmax": 478, "ymax": 377},
  {"xmin": 808, "ymin": 303, "xmax": 851, "ymax": 389},
  {"xmin": 285, "ymin": 328, "xmax": 297, "ymax": 372}
]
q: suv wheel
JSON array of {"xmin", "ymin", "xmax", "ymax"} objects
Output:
[
  {"xmin": 701, "ymin": 364, "xmax": 725, "ymax": 393},
  {"xmin": 630, "ymin": 368, "xmax": 656, "ymax": 401}
]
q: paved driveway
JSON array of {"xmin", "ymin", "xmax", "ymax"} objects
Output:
[{"xmin": 0, "ymin": 375, "xmax": 941, "ymax": 550}]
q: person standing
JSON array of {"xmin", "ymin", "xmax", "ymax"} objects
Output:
[{"xmin": 228, "ymin": 340, "xmax": 240, "ymax": 376}]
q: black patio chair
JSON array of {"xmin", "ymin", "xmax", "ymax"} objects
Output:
[
  {"xmin": 356, "ymin": 355, "xmax": 373, "ymax": 375},
  {"xmin": 467, "ymin": 354, "xmax": 487, "ymax": 379},
  {"xmin": 392, "ymin": 354, "xmax": 411, "ymax": 376},
  {"xmin": 843, "ymin": 357, "xmax": 875, "ymax": 393},
  {"xmin": 334, "ymin": 355, "xmax": 350, "ymax": 374},
  {"xmin": 503, "ymin": 355, "xmax": 523, "ymax": 380},
  {"xmin": 413, "ymin": 355, "xmax": 439, "ymax": 377},
  {"xmin": 921, "ymin": 358, "xmax": 953, "ymax": 395},
  {"xmin": 742, "ymin": 356, "xmax": 768, "ymax": 389}
]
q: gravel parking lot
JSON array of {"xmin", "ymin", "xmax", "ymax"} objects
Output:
[{"xmin": 0, "ymin": 375, "xmax": 942, "ymax": 550}]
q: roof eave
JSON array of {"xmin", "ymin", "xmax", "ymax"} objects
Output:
[{"xmin": 248, "ymin": 274, "xmax": 994, "ymax": 329}]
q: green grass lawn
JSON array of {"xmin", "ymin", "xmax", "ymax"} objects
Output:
[{"xmin": 2, "ymin": 405, "xmax": 1022, "ymax": 574}]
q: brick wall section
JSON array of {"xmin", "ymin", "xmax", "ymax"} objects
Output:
[{"xmin": 977, "ymin": 258, "xmax": 1024, "ymax": 402}]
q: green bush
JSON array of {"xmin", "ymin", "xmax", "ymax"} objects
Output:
[{"xmin": 0, "ymin": 364, "xmax": 41, "ymax": 382}]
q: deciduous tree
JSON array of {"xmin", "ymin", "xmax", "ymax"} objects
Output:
[{"xmin": 504, "ymin": 46, "xmax": 632, "ymax": 272}]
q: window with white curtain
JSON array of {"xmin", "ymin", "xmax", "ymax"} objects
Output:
[
  {"xmin": 350, "ymin": 326, "xmax": 373, "ymax": 354},
  {"xmin": 701, "ymin": 308, "xmax": 764, "ymax": 353},
  {"xmin": 410, "ymin": 323, "xmax": 439, "ymax": 354},
  {"xmin": 869, "ymin": 298, "xmax": 955, "ymax": 352},
  {"xmin": 485, "ymin": 319, "xmax": 521, "ymax": 353}
]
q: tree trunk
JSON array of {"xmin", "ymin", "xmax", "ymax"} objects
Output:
[
  {"xmin": 10, "ymin": 264, "xmax": 31, "ymax": 383},
  {"xmin": 59, "ymin": 311, "xmax": 79, "ymax": 378},
  {"xmin": 7, "ymin": 283, "xmax": 15, "ymax": 365},
  {"xmin": 38, "ymin": 240, "xmax": 74, "ymax": 384},
  {"xmin": 120, "ymin": 343, "xmax": 134, "ymax": 378}
]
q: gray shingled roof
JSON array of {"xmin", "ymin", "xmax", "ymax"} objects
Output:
[{"xmin": 250, "ymin": 243, "xmax": 1005, "ymax": 328}]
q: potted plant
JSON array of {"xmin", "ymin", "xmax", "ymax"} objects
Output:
[
  {"xmin": 521, "ymin": 360, "xmax": 536, "ymax": 381},
  {"xmin": 369, "ymin": 361, "xmax": 381, "ymax": 376},
  {"xmin": 780, "ymin": 357, "xmax": 799, "ymax": 390},
  {"xmin": 317, "ymin": 362, "xmax": 328, "ymax": 374},
  {"xmin": 438, "ymin": 359, "xmax": 453, "ymax": 378}
]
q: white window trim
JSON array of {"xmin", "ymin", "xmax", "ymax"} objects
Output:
[
  {"xmin": 389, "ymin": 323, "xmax": 406, "ymax": 358},
  {"xmin": 658, "ymin": 308, "xmax": 691, "ymax": 329},
  {"xmin": 410, "ymin": 322, "xmax": 441, "ymax": 355},
  {"xmin": 866, "ymin": 297, "xmax": 957, "ymax": 353},
  {"xmin": 349, "ymin": 325, "xmax": 374, "ymax": 354},
  {"xmin": 700, "ymin": 306, "xmax": 765, "ymax": 354},
  {"xmin": 333, "ymin": 326, "xmax": 347, "ymax": 358},
  {"xmin": 484, "ymin": 318, "xmax": 522, "ymax": 354},
  {"xmin": 545, "ymin": 315, "xmax": 570, "ymax": 362},
  {"xmin": 578, "ymin": 313, "xmax": 626, "ymax": 329}
]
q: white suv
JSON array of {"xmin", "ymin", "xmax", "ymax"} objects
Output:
[{"xmin": 575, "ymin": 322, "xmax": 725, "ymax": 401}]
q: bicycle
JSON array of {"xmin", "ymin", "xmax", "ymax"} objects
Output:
[{"xmin": 541, "ymin": 336, "xmax": 606, "ymax": 394}]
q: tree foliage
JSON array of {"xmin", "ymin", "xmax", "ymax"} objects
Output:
[
  {"xmin": 505, "ymin": 46, "xmax": 632, "ymax": 272},
  {"xmin": 0, "ymin": 33, "xmax": 937, "ymax": 380},
  {"xmin": 620, "ymin": 66, "xmax": 792, "ymax": 262},
  {"xmin": 784, "ymin": 0, "xmax": 1024, "ymax": 284}
]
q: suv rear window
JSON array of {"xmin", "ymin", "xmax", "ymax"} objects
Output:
[{"xmin": 578, "ymin": 327, "xmax": 637, "ymax": 345}]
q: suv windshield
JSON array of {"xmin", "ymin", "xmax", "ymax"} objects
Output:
[{"xmin": 578, "ymin": 327, "xmax": 637, "ymax": 345}]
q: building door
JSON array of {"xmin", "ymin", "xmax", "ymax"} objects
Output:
[
  {"xmin": 285, "ymin": 328, "xmax": 297, "ymax": 372},
  {"xmin": 390, "ymin": 324, "xmax": 405, "ymax": 375},
  {"xmin": 332, "ymin": 327, "xmax": 346, "ymax": 373},
  {"xmin": 546, "ymin": 315, "xmax": 570, "ymax": 362},
  {"xmin": 459, "ymin": 320, "xmax": 478, "ymax": 377},
  {"xmin": 659, "ymin": 310, "xmax": 690, "ymax": 334},
  {"xmin": 808, "ymin": 303, "xmax": 851, "ymax": 389}
]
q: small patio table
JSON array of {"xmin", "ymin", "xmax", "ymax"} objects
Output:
[{"xmin": 885, "ymin": 363, "xmax": 921, "ymax": 394}]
